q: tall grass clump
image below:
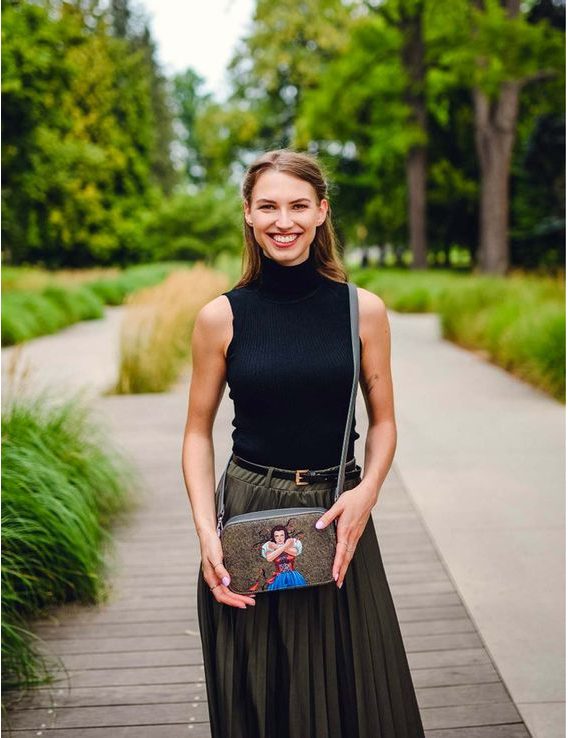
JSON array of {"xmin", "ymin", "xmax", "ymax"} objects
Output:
[
  {"xmin": 439, "ymin": 274, "xmax": 565, "ymax": 401},
  {"xmin": 115, "ymin": 263, "xmax": 229, "ymax": 393},
  {"xmin": 349, "ymin": 266, "xmax": 564, "ymax": 401},
  {"xmin": 85, "ymin": 262, "xmax": 185, "ymax": 306},
  {"xmin": 348, "ymin": 265, "xmax": 468, "ymax": 312},
  {"xmin": 2, "ymin": 287, "xmax": 104, "ymax": 346},
  {"xmin": 2, "ymin": 262, "xmax": 189, "ymax": 347},
  {"xmin": 2, "ymin": 391, "xmax": 139, "ymax": 702}
]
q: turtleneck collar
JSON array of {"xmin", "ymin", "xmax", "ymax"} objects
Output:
[{"xmin": 256, "ymin": 244, "xmax": 323, "ymax": 302}]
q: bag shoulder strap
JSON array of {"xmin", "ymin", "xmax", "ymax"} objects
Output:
[{"xmin": 216, "ymin": 281, "xmax": 360, "ymax": 536}]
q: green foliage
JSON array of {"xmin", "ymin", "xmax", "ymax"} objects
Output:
[
  {"xmin": 1, "ymin": 262, "xmax": 186, "ymax": 345},
  {"xmin": 350, "ymin": 265, "xmax": 565, "ymax": 401},
  {"xmin": 142, "ymin": 186, "xmax": 243, "ymax": 262},
  {"xmin": 1, "ymin": 392, "xmax": 138, "ymax": 697},
  {"xmin": 2, "ymin": 2, "xmax": 163, "ymax": 267},
  {"xmin": 1, "ymin": 289, "xmax": 102, "ymax": 346}
]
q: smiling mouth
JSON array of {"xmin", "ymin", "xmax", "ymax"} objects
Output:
[{"xmin": 268, "ymin": 233, "xmax": 302, "ymax": 244}]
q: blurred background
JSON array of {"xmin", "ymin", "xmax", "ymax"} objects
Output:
[{"xmin": 1, "ymin": 0, "xmax": 565, "ymax": 734}]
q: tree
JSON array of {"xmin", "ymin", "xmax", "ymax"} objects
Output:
[{"xmin": 438, "ymin": 0, "xmax": 564, "ymax": 273}]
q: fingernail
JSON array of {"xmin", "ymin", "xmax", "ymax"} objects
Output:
[
  {"xmin": 333, "ymin": 572, "xmax": 338, "ymax": 581},
  {"xmin": 222, "ymin": 576, "xmax": 230, "ymax": 586},
  {"xmin": 338, "ymin": 581, "xmax": 343, "ymax": 589},
  {"xmin": 315, "ymin": 520, "xmax": 324, "ymax": 529}
]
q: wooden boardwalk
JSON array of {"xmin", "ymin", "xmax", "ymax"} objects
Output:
[{"xmin": 2, "ymin": 385, "xmax": 532, "ymax": 738}]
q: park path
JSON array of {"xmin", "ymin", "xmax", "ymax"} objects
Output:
[{"xmin": 1, "ymin": 303, "xmax": 562, "ymax": 737}]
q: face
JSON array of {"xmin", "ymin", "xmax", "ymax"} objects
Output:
[
  {"xmin": 274, "ymin": 530, "xmax": 286, "ymax": 544},
  {"xmin": 244, "ymin": 170, "xmax": 328, "ymax": 267}
]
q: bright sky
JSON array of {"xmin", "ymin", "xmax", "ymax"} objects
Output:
[{"xmin": 136, "ymin": 0, "xmax": 255, "ymax": 101}]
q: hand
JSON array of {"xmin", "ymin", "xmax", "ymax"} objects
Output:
[
  {"xmin": 315, "ymin": 483, "xmax": 377, "ymax": 589},
  {"xmin": 199, "ymin": 530, "xmax": 256, "ymax": 609}
]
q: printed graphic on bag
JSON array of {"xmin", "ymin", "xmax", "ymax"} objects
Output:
[
  {"xmin": 221, "ymin": 510, "xmax": 337, "ymax": 594},
  {"xmin": 261, "ymin": 524, "xmax": 307, "ymax": 590}
]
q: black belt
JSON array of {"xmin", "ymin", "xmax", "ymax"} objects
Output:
[{"xmin": 231, "ymin": 454, "xmax": 362, "ymax": 486}]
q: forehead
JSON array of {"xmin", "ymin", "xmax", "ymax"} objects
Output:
[{"xmin": 252, "ymin": 170, "xmax": 315, "ymax": 202}]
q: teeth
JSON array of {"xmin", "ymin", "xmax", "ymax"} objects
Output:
[{"xmin": 272, "ymin": 234, "xmax": 299, "ymax": 243}]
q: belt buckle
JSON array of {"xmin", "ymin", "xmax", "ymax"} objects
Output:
[{"xmin": 295, "ymin": 469, "xmax": 309, "ymax": 486}]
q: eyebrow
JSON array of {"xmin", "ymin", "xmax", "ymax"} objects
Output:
[{"xmin": 256, "ymin": 197, "xmax": 312, "ymax": 204}]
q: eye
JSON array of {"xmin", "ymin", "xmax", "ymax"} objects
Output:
[{"xmin": 259, "ymin": 204, "xmax": 307, "ymax": 209}]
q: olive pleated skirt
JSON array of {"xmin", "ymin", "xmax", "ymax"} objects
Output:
[{"xmin": 196, "ymin": 458, "xmax": 426, "ymax": 738}]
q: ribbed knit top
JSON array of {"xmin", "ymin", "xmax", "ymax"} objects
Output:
[{"xmin": 222, "ymin": 244, "xmax": 360, "ymax": 470}]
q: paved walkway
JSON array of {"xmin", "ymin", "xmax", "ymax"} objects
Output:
[
  {"xmin": 1, "ymin": 305, "xmax": 564, "ymax": 737},
  {"xmin": 389, "ymin": 312, "xmax": 565, "ymax": 738}
]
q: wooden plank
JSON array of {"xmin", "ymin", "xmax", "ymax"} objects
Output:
[
  {"xmin": 4, "ymin": 683, "xmax": 207, "ymax": 709},
  {"xmin": 426, "ymin": 727, "xmax": 530, "ymax": 738},
  {"xmin": 1, "ymin": 702, "xmax": 211, "ymax": 730},
  {"xmin": 421, "ymin": 702, "xmax": 524, "ymax": 730},
  {"xmin": 1, "ymin": 726, "xmax": 211, "ymax": 738},
  {"xmin": 417, "ymin": 682, "xmax": 510, "ymax": 707},
  {"xmin": 411, "ymin": 665, "xmax": 501, "ymax": 689},
  {"xmin": 50, "ymin": 649, "xmax": 204, "ymax": 670}
]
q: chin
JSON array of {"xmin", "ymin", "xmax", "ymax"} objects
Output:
[{"xmin": 262, "ymin": 240, "xmax": 311, "ymax": 264}]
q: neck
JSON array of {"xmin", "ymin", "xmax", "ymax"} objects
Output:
[{"xmin": 257, "ymin": 244, "xmax": 323, "ymax": 301}]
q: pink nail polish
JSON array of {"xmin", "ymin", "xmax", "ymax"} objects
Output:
[
  {"xmin": 222, "ymin": 576, "xmax": 230, "ymax": 586},
  {"xmin": 333, "ymin": 572, "xmax": 338, "ymax": 581},
  {"xmin": 315, "ymin": 520, "xmax": 324, "ymax": 529}
]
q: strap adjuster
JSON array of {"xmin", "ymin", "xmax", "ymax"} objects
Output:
[{"xmin": 295, "ymin": 469, "xmax": 310, "ymax": 486}]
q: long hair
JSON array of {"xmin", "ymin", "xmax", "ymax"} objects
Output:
[{"xmin": 234, "ymin": 149, "xmax": 348, "ymax": 288}]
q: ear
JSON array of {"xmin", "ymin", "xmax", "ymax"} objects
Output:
[{"xmin": 317, "ymin": 198, "xmax": 329, "ymax": 226}]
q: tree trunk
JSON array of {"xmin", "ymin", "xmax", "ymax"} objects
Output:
[
  {"xmin": 400, "ymin": 1, "xmax": 428, "ymax": 269},
  {"xmin": 472, "ymin": 0, "xmax": 521, "ymax": 275},
  {"xmin": 473, "ymin": 82, "xmax": 520, "ymax": 274}
]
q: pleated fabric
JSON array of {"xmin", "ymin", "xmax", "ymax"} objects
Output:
[{"xmin": 197, "ymin": 459, "xmax": 426, "ymax": 738}]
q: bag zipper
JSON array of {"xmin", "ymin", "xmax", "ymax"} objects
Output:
[{"xmin": 222, "ymin": 506, "xmax": 328, "ymax": 528}]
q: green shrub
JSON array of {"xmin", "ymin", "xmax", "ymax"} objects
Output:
[
  {"xmin": 351, "ymin": 266, "xmax": 565, "ymax": 402},
  {"xmin": 1, "ymin": 392, "xmax": 139, "ymax": 698},
  {"xmin": 2, "ymin": 262, "xmax": 188, "ymax": 346}
]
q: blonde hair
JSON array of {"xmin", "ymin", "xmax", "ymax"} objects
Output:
[{"xmin": 234, "ymin": 149, "xmax": 347, "ymax": 288}]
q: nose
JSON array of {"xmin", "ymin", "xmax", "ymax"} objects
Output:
[{"xmin": 274, "ymin": 209, "xmax": 295, "ymax": 229}]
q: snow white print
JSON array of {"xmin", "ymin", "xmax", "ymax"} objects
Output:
[{"xmin": 260, "ymin": 524, "xmax": 307, "ymax": 591}]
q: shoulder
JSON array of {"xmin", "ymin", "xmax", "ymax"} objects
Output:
[
  {"xmin": 355, "ymin": 286, "xmax": 387, "ymax": 321},
  {"xmin": 195, "ymin": 294, "xmax": 233, "ymax": 333},
  {"xmin": 353, "ymin": 286, "xmax": 389, "ymax": 350},
  {"xmin": 193, "ymin": 295, "xmax": 233, "ymax": 354}
]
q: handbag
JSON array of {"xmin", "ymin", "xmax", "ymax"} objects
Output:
[{"xmin": 215, "ymin": 281, "xmax": 360, "ymax": 595}]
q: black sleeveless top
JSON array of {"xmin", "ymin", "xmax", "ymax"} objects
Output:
[{"xmin": 222, "ymin": 244, "xmax": 360, "ymax": 470}]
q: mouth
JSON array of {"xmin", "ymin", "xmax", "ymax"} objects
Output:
[{"xmin": 267, "ymin": 233, "xmax": 302, "ymax": 248}]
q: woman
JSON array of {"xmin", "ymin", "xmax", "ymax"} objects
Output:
[
  {"xmin": 260, "ymin": 525, "xmax": 308, "ymax": 591},
  {"xmin": 181, "ymin": 149, "xmax": 425, "ymax": 738}
]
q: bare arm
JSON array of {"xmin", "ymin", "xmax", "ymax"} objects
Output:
[
  {"xmin": 317, "ymin": 287, "xmax": 398, "ymax": 590},
  {"xmin": 181, "ymin": 296, "xmax": 229, "ymax": 535},
  {"xmin": 181, "ymin": 295, "xmax": 256, "ymax": 610},
  {"xmin": 357, "ymin": 286, "xmax": 397, "ymax": 502}
]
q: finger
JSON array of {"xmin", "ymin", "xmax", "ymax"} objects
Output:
[
  {"xmin": 204, "ymin": 570, "xmax": 256, "ymax": 607},
  {"xmin": 210, "ymin": 564, "xmax": 256, "ymax": 605},
  {"xmin": 210, "ymin": 583, "xmax": 256, "ymax": 608},
  {"xmin": 337, "ymin": 547, "xmax": 356, "ymax": 588},
  {"xmin": 210, "ymin": 558, "xmax": 232, "ymax": 587},
  {"xmin": 315, "ymin": 502, "xmax": 343, "ymax": 530},
  {"xmin": 332, "ymin": 546, "xmax": 346, "ymax": 582}
]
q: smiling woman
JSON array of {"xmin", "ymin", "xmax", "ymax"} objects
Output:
[
  {"xmin": 244, "ymin": 176, "xmax": 328, "ymax": 261},
  {"xmin": 181, "ymin": 149, "xmax": 426, "ymax": 738}
]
